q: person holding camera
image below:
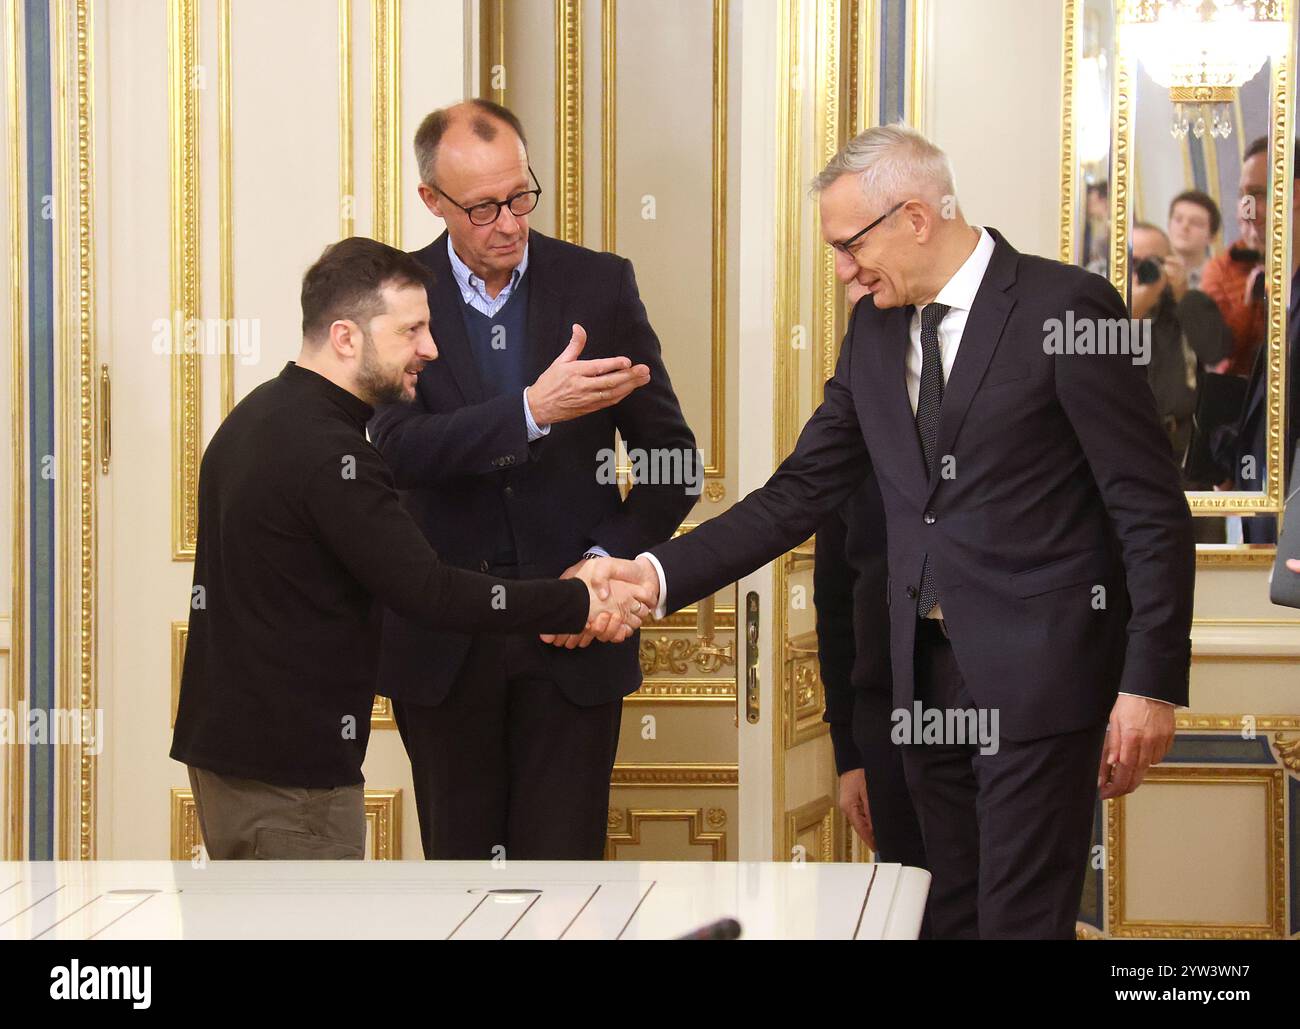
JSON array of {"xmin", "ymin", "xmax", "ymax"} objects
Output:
[{"xmin": 1130, "ymin": 223, "xmax": 1230, "ymax": 462}]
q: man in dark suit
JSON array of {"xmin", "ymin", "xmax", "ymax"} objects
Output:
[
  {"xmin": 369, "ymin": 100, "xmax": 697, "ymax": 861},
  {"xmin": 588, "ymin": 125, "xmax": 1195, "ymax": 938},
  {"xmin": 814, "ymin": 475, "xmax": 929, "ymax": 880}
]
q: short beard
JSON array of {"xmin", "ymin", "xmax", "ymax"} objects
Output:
[{"xmin": 355, "ymin": 330, "xmax": 410, "ymax": 406}]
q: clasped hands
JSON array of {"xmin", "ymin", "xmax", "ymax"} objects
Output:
[{"xmin": 542, "ymin": 555, "xmax": 662, "ymax": 648}]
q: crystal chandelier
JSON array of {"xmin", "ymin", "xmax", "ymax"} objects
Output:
[{"xmin": 1120, "ymin": 0, "xmax": 1288, "ymax": 139}]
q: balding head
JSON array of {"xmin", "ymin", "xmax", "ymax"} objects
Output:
[{"xmin": 414, "ymin": 99, "xmax": 528, "ymax": 187}]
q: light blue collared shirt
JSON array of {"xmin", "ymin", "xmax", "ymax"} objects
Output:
[
  {"xmin": 446, "ymin": 237, "xmax": 548, "ymax": 441},
  {"xmin": 446, "ymin": 239, "xmax": 608, "ymax": 560}
]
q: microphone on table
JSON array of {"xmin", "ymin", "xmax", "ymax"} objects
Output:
[{"xmin": 675, "ymin": 917, "xmax": 742, "ymax": 940}]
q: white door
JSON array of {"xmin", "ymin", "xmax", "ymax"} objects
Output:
[{"xmin": 93, "ymin": 0, "xmax": 468, "ymax": 860}]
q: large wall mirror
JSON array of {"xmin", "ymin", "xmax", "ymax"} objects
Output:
[{"xmin": 1064, "ymin": 0, "xmax": 1297, "ymax": 550}]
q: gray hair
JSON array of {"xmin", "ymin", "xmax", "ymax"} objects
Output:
[{"xmin": 811, "ymin": 123, "xmax": 956, "ymax": 211}]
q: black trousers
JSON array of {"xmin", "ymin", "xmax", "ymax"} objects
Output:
[
  {"xmin": 901, "ymin": 619, "xmax": 1106, "ymax": 940},
  {"xmin": 392, "ymin": 633, "xmax": 623, "ymax": 861}
]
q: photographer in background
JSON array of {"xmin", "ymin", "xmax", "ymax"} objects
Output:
[{"xmin": 1129, "ymin": 222, "xmax": 1230, "ymax": 464}]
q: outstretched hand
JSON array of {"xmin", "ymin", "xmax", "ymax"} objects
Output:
[
  {"xmin": 524, "ymin": 323, "xmax": 650, "ymax": 427},
  {"xmin": 547, "ymin": 557, "xmax": 658, "ymax": 646}
]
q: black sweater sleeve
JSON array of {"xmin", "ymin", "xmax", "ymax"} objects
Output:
[
  {"xmin": 814, "ymin": 507, "xmax": 863, "ymax": 775},
  {"xmin": 303, "ymin": 445, "xmax": 590, "ymax": 635}
]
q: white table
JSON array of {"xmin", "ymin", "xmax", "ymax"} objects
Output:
[{"xmin": 0, "ymin": 860, "xmax": 929, "ymax": 940}]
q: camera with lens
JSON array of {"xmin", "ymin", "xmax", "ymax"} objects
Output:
[{"xmin": 1134, "ymin": 257, "xmax": 1163, "ymax": 285}]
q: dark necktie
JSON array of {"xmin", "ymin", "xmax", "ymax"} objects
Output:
[{"xmin": 915, "ymin": 302, "xmax": 950, "ymax": 617}]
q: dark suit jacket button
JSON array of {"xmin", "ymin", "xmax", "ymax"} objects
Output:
[
  {"xmin": 923, "ymin": 511, "xmax": 936, "ymax": 524},
  {"xmin": 503, "ymin": 486, "xmax": 514, "ymax": 498},
  {"xmin": 480, "ymin": 560, "xmax": 489, "ymax": 572},
  {"xmin": 905, "ymin": 585, "xmax": 918, "ymax": 599}
]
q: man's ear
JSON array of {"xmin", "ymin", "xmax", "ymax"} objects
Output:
[
  {"xmin": 418, "ymin": 182, "xmax": 443, "ymax": 218},
  {"xmin": 328, "ymin": 319, "xmax": 361, "ymax": 359},
  {"xmin": 906, "ymin": 200, "xmax": 933, "ymax": 243}
]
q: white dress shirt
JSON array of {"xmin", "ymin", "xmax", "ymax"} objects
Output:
[{"xmin": 904, "ymin": 226, "xmax": 995, "ymax": 414}]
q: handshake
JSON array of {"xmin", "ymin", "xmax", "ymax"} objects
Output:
[{"xmin": 545, "ymin": 556, "xmax": 664, "ymax": 648}]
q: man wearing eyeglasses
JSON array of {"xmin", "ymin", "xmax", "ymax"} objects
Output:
[
  {"xmin": 585, "ymin": 124, "xmax": 1194, "ymax": 937},
  {"xmin": 368, "ymin": 100, "xmax": 697, "ymax": 861}
]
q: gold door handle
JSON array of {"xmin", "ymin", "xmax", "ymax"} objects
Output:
[
  {"xmin": 98, "ymin": 364, "xmax": 111, "ymax": 474},
  {"xmin": 694, "ymin": 592, "xmax": 734, "ymax": 666}
]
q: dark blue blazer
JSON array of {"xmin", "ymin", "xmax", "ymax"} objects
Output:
[
  {"xmin": 651, "ymin": 230, "xmax": 1195, "ymax": 741},
  {"xmin": 369, "ymin": 230, "xmax": 697, "ymax": 707}
]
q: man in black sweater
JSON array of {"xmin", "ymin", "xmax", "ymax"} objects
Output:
[{"xmin": 170, "ymin": 237, "xmax": 648, "ymax": 860}]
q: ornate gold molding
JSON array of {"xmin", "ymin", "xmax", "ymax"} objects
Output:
[
  {"xmin": 708, "ymin": 0, "xmax": 729, "ymax": 478},
  {"xmin": 604, "ymin": 807, "xmax": 726, "ymax": 860},
  {"xmin": 636, "ymin": 598, "xmax": 737, "ymax": 699},
  {"xmin": 170, "ymin": 621, "xmax": 187, "ymax": 727},
  {"xmin": 639, "ymin": 631, "xmax": 736, "ymax": 677},
  {"xmin": 1058, "ymin": 0, "xmax": 1079, "ymax": 264},
  {"xmin": 480, "ymin": 0, "xmax": 505, "ymax": 104},
  {"xmin": 1271, "ymin": 733, "xmax": 1300, "ymax": 772},
  {"xmin": 787, "ymin": 630, "xmax": 829, "ymax": 744},
  {"xmin": 51, "ymin": 0, "xmax": 98, "ymax": 859},
  {"xmin": 812, "ymin": 0, "xmax": 841, "ymax": 405},
  {"xmin": 1106, "ymin": 768, "xmax": 1287, "ymax": 938},
  {"xmin": 338, "ymin": 0, "xmax": 353, "ymax": 238},
  {"xmin": 610, "ymin": 763, "xmax": 738, "ymax": 788},
  {"xmin": 650, "ymin": 605, "xmax": 736, "ymax": 630},
  {"xmin": 851, "ymin": 0, "xmax": 877, "ymax": 136},
  {"xmin": 170, "ymin": 789, "xmax": 202, "ymax": 862},
  {"xmin": 1107, "ymin": 43, "xmax": 1132, "ymax": 299},
  {"xmin": 786, "ymin": 794, "xmax": 835, "ymax": 861},
  {"xmin": 600, "ymin": 0, "xmax": 615, "ymax": 250},
  {"xmin": 371, "ymin": 694, "xmax": 395, "ymax": 730},
  {"xmin": 168, "ymin": 0, "xmax": 200, "ymax": 560},
  {"xmin": 554, "ymin": 0, "xmax": 582, "ymax": 244},
  {"xmin": 630, "ymin": 678, "xmax": 737, "ymax": 703},
  {"xmin": 1195, "ymin": 546, "xmax": 1276, "ymax": 566},
  {"xmin": 1176, "ymin": 713, "xmax": 1300, "ymax": 731},
  {"xmin": 905, "ymin": 0, "xmax": 926, "ymax": 132},
  {"xmin": 771, "ymin": 0, "xmax": 802, "ymax": 859},
  {"xmin": 1259, "ymin": 21, "xmax": 1294, "ymax": 518},
  {"xmin": 217, "ymin": 0, "xmax": 233, "ymax": 417},
  {"xmin": 55, "ymin": 0, "xmax": 73, "ymax": 860},
  {"xmin": 364, "ymin": 788, "xmax": 401, "ymax": 859},
  {"xmin": 371, "ymin": 0, "xmax": 400, "ymax": 247}
]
